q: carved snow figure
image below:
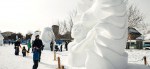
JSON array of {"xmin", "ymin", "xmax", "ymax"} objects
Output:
[
  {"xmin": 31, "ymin": 31, "xmax": 41, "ymax": 44},
  {"xmin": 68, "ymin": 23, "xmax": 88, "ymax": 67},
  {"xmin": 69, "ymin": 0, "xmax": 128, "ymax": 69},
  {"xmin": 40, "ymin": 27, "xmax": 55, "ymax": 50}
]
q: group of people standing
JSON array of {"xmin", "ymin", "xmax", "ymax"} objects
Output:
[
  {"xmin": 13, "ymin": 35, "xmax": 69, "ymax": 69},
  {"xmin": 14, "ymin": 35, "xmax": 44, "ymax": 69},
  {"xmin": 51, "ymin": 41, "xmax": 69, "ymax": 52}
]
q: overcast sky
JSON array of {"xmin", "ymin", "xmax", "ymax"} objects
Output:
[
  {"xmin": 0, "ymin": 0, "xmax": 77, "ymax": 34},
  {"xmin": 129, "ymin": 0, "xmax": 150, "ymax": 24},
  {"xmin": 0, "ymin": 0, "xmax": 149, "ymax": 34}
]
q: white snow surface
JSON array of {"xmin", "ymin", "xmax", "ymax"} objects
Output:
[
  {"xmin": 40, "ymin": 27, "xmax": 55, "ymax": 50},
  {"xmin": 0, "ymin": 45, "xmax": 150, "ymax": 69},
  {"xmin": 0, "ymin": 45, "xmax": 69, "ymax": 69}
]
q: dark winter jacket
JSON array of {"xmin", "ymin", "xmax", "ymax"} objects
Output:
[
  {"xmin": 14, "ymin": 41, "xmax": 21, "ymax": 49},
  {"xmin": 22, "ymin": 48, "xmax": 27, "ymax": 53},
  {"xmin": 15, "ymin": 41, "xmax": 21, "ymax": 46},
  {"xmin": 32, "ymin": 39, "xmax": 43, "ymax": 49}
]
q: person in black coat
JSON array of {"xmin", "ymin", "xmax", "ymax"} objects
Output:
[
  {"xmin": 32, "ymin": 35, "xmax": 44, "ymax": 69},
  {"xmin": 50, "ymin": 41, "xmax": 54, "ymax": 51},
  {"xmin": 32, "ymin": 35, "xmax": 44, "ymax": 62},
  {"xmin": 14, "ymin": 40, "xmax": 21, "ymax": 55},
  {"xmin": 65, "ymin": 41, "xmax": 69, "ymax": 51}
]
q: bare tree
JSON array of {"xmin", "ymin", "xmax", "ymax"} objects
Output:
[
  {"xmin": 58, "ymin": 10, "xmax": 77, "ymax": 35},
  {"xmin": 128, "ymin": 4, "xmax": 150, "ymax": 35},
  {"xmin": 128, "ymin": 5, "xmax": 144, "ymax": 28},
  {"xmin": 58, "ymin": 20, "xmax": 68, "ymax": 35}
]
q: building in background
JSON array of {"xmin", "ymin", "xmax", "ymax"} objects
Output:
[
  {"xmin": 52, "ymin": 25, "xmax": 72, "ymax": 41},
  {"xmin": 128, "ymin": 27, "xmax": 141, "ymax": 40}
]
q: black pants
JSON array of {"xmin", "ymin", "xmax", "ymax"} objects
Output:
[
  {"xmin": 50, "ymin": 46, "xmax": 53, "ymax": 51},
  {"xmin": 60, "ymin": 45, "xmax": 62, "ymax": 52},
  {"xmin": 15, "ymin": 47, "xmax": 19, "ymax": 55},
  {"xmin": 33, "ymin": 60, "xmax": 38, "ymax": 69},
  {"xmin": 22, "ymin": 52, "xmax": 26, "ymax": 57}
]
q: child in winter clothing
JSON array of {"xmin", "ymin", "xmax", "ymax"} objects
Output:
[{"xmin": 22, "ymin": 46, "xmax": 27, "ymax": 57}]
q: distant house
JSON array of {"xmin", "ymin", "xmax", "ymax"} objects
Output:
[
  {"xmin": 1, "ymin": 32, "xmax": 23, "ymax": 43},
  {"xmin": 52, "ymin": 25, "xmax": 59, "ymax": 40},
  {"xmin": 127, "ymin": 27, "xmax": 142, "ymax": 49},
  {"xmin": 128, "ymin": 27, "xmax": 141, "ymax": 40},
  {"xmin": 1, "ymin": 31, "xmax": 14, "ymax": 40}
]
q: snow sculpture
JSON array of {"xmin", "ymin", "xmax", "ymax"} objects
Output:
[
  {"xmin": 69, "ymin": 0, "xmax": 128, "ymax": 69},
  {"xmin": 0, "ymin": 31, "xmax": 4, "ymax": 46},
  {"xmin": 40, "ymin": 27, "xmax": 55, "ymax": 50},
  {"xmin": 68, "ymin": 23, "xmax": 88, "ymax": 67},
  {"xmin": 68, "ymin": 0, "xmax": 95, "ymax": 67},
  {"xmin": 72, "ymin": 0, "xmax": 93, "ymax": 24},
  {"xmin": 31, "ymin": 31, "xmax": 41, "ymax": 43}
]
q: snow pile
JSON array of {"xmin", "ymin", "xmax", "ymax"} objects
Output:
[
  {"xmin": 40, "ymin": 27, "xmax": 55, "ymax": 50},
  {"xmin": 69, "ymin": 0, "xmax": 128, "ymax": 69}
]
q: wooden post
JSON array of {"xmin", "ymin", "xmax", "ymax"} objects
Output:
[
  {"xmin": 58, "ymin": 57, "xmax": 61, "ymax": 69},
  {"xmin": 61, "ymin": 65, "xmax": 64, "ymax": 69},
  {"xmin": 54, "ymin": 51, "xmax": 56, "ymax": 61},
  {"xmin": 144, "ymin": 56, "xmax": 147, "ymax": 65}
]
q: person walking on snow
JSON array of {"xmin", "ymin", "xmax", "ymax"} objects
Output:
[
  {"xmin": 65, "ymin": 41, "xmax": 69, "ymax": 51},
  {"xmin": 50, "ymin": 41, "xmax": 54, "ymax": 51},
  {"xmin": 22, "ymin": 46, "xmax": 27, "ymax": 57},
  {"xmin": 14, "ymin": 39, "xmax": 21, "ymax": 55},
  {"xmin": 27, "ymin": 40, "xmax": 31, "ymax": 53},
  {"xmin": 32, "ymin": 35, "xmax": 44, "ymax": 69}
]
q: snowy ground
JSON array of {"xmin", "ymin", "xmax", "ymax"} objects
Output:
[
  {"xmin": 0, "ymin": 45, "xmax": 150, "ymax": 69},
  {"xmin": 0, "ymin": 44, "xmax": 69, "ymax": 69}
]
